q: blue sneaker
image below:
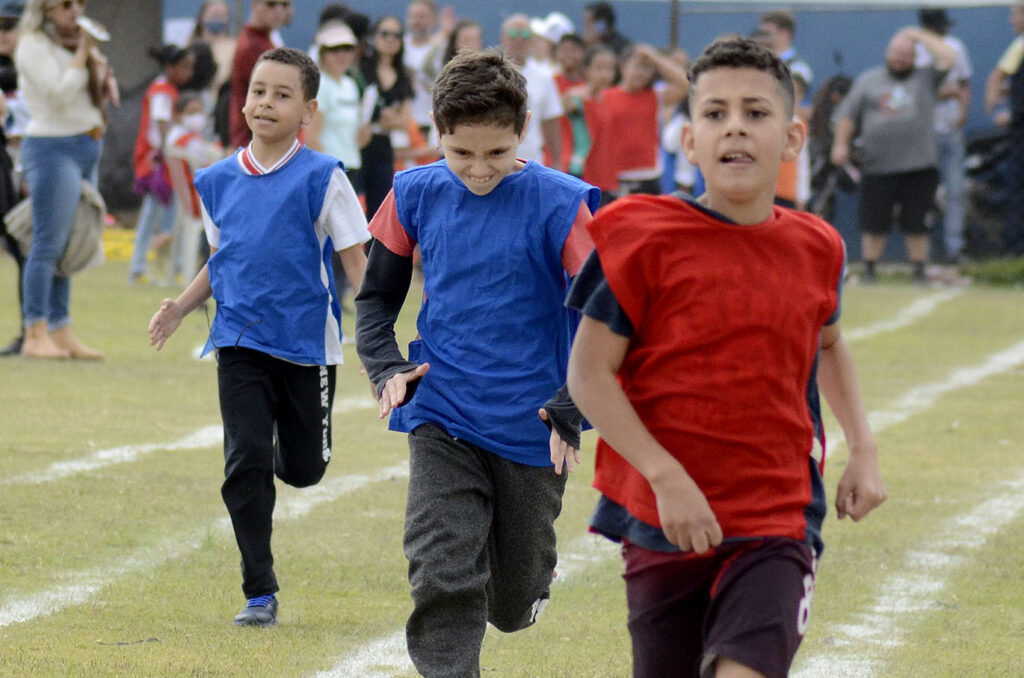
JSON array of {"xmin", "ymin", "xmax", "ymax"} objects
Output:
[{"xmin": 233, "ymin": 594, "xmax": 278, "ymax": 627}]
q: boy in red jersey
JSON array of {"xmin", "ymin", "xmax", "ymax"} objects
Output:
[{"xmin": 566, "ymin": 38, "xmax": 886, "ymax": 678}]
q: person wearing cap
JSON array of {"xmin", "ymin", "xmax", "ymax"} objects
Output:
[
  {"xmin": 501, "ymin": 13, "xmax": 562, "ymax": 169},
  {"xmin": 308, "ymin": 22, "xmax": 365, "ymax": 181},
  {"xmin": 528, "ymin": 11, "xmax": 574, "ymax": 77},
  {"xmin": 0, "ymin": 0, "xmax": 23, "ymax": 356},
  {"xmin": 917, "ymin": 7, "xmax": 972, "ymax": 264},
  {"xmin": 308, "ymin": 21, "xmax": 367, "ymax": 311}
]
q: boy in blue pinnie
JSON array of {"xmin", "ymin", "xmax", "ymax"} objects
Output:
[
  {"xmin": 355, "ymin": 48, "xmax": 600, "ymax": 677},
  {"xmin": 149, "ymin": 47, "xmax": 369, "ymax": 627}
]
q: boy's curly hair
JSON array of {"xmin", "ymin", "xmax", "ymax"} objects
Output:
[
  {"xmin": 432, "ymin": 48, "xmax": 528, "ymax": 136},
  {"xmin": 688, "ymin": 38, "xmax": 795, "ymax": 117},
  {"xmin": 255, "ymin": 47, "xmax": 320, "ymax": 102}
]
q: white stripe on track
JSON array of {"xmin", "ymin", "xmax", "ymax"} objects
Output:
[
  {"xmin": 844, "ymin": 288, "xmax": 964, "ymax": 344},
  {"xmin": 0, "ymin": 398, "xmax": 376, "ymax": 487},
  {"xmin": 312, "ymin": 534, "xmax": 619, "ymax": 678},
  {"xmin": 0, "ymin": 461, "xmax": 409, "ymax": 628},
  {"xmin": 3, "ymin": 289, "xmax": 949, "ymax": 489},
  {"xmin": 0, "ymin": 426, "xmax": 223, "ymax": 486},
  {"xmin": 791, "ymin": 472, "xmax": 1024, "ymax": 678}
]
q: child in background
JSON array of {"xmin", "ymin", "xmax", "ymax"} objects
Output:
[
  {"xmin": 165, "ymin": 92, "xmax": 223, "ymax": 274},
  {"xmin": 554, "ymin": 33, "xmax": 586, "ymax": 176},
  {"xmin": 129, "ymin": 45, "xmax": 195, "ymax": 284},
  {"xmin": 307, "ymin": 21, "xmax": 369, "ymax": 313},
  {"xmin": 149, "ymin": 48, "xmax": 369, "ymax": 627},
  {"xmin": 583, "ymin": 44, "xmax": 688, "ymax": 204},
  {"xmin": 561, "ymin": 44, "xmax": 616, "ymax": 180},
  {"xmin": 567, "ymin": 38, "xmax": 886, "ymax": 677},
  {"xmin": 307, "ymin": 21, "xmax": 366, "ymax": 192},
  {"xmin": 355, "ymin": 49, "xmax": 600, "ymax": 677}
]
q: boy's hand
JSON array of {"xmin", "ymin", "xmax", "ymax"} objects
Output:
[
  {"xmin": 650, "ymin": 465, "xmax": 723, "ymax": 554},
  {"xmin": 378, "ymin": 363, "xmax": 430, "ymax": 419},
  {"xmin": 835, "ymin": 447, "xmax": 887, "ymax": 521},
  {"xmin": 538, "ymin": 408, "xmax": 581, "ymax": 475},
  {"xmin": 149, "ymin": 299, "xmax": 183, "ymax": 351}
]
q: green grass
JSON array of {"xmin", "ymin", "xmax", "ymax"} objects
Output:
[{"xmin": 2, "ymin": 256, "xmax": 1024, "ymax": 676}]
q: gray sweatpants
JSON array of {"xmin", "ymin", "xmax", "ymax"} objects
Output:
[{"xmin": 404, "ymin": 424, "xmax": 568, "ymax": 678}]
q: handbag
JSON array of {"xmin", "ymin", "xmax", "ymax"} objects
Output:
[{"xmin": 4, "ymin": 179, "xmax": 107, "ymax": 276}]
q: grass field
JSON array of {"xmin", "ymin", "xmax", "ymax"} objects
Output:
[{"xmin": 2, "ymin": 254, "xmax": 1024, "ymax": 677}]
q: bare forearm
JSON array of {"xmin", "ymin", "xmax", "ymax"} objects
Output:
[
  {"xmin": 542, "ymin": 117, "xmax": 561, "ymax": 168},
  {"xmin": 818, "ymin": 334, "xmax": 876, "ymax": 455},
  {"xmin": 569, "ymin": 350, "xmax": 682, "ymax": 484},
  {"xmin": 908, "ymin": 28, "xmax": 956, "ymax": 70},
  {"xmin": 986, "ymin": 67, "xmax": 1007, "ymax": 113},
  {"xmin": 174, "ymin": 264, "xmax": 213, "ymax": 316},
  {"xmin": 338, "ymin": 244, "xmax": 367, "ymax": 294}
]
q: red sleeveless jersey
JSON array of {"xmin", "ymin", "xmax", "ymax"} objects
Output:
[{"xmin": 588, "ymin": 195, "xmax": 844, "ymax": 542}]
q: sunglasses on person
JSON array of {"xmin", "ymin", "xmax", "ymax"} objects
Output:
[
  {"xmin": 505, "ymin": 28, "xmax": 532, "ymax": 39},
  {"xmin": 377, "ymin": 30, "xmax": 403, "ymax": 40},
  {"xmin": 262, "ymin": 0, "xmax": 290, "ymax": 9},
  {"xmin": 323, "ymin": 44, "xmax": 356, "ymax": 53},
  {"xmin": 0, "ymin": 19, "xmax": 16, "ymax": 31}
]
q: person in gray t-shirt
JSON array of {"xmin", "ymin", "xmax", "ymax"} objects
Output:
[{"xmin": 832, "ymin": 27, "xmax": 955, "ymax": 284}]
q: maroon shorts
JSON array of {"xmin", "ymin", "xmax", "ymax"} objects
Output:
[{"xmin": 622, "ymin": 537, "xmax": 816, "ymax": 678}]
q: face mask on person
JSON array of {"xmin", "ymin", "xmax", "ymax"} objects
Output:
[
  {"xmin": 182, "ymin": 113, "xmax": 207, "ymax": 134},
  {"xmin": 203, "ymin": 20, "xmax": 228, "ymax": 35}
]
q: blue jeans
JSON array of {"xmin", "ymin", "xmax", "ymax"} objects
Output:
[
  {"xmin": 20, "ymin": 134, "xmax": 101, "ymax": 329},
  {"xmin": 129, "ymin": 191, "xmax": 176, "ymax": 276},
  {"xmin": 936, "ymin": 130, "xmax": 966, "ymax": 259}
]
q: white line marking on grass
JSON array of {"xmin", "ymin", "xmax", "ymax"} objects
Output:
[
  {"xmin": 864, "ymin": 338, "xmax": 1024, "ymax": 434},
  {"xmin": 791, "ymin": 473, "xmax": 1024, "ymax": 678},
  {"xmin": 844, "ymin": 289, "xmax": 964, "ymax": 344},
  {"xmin": 314, "ymin": 630, "xmax": 410, "ymax": 678},
  {"xmin": 1, "ymin": 398, "xmax": 375, "ymax": 487},
  {"xmin": 0, "ymin": 462, "xmax": 409, "ymax": 628},
  {"xmin": 0, "ymin": 426, "xmax": 224, "ymax": 486},
  {"xmin": 825, "ymin": 338, "xmax": 1024, "ymax": 457},
  {"xmin": 312, "ymin": 534, "xmax": 619, "ymax": 678}
]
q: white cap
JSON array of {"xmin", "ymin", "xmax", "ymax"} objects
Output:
[
  {"xmin": 316, "ymin": 22, "xmax": 357, "ymax": 48},
  {"xmin": 529, "ymin": 12, "xmax": 575, "ymax": 45}
]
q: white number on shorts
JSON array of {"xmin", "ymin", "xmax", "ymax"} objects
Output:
[{"xmin": 796, "ymin": 556, "xmax": 818, "ymax": 636}]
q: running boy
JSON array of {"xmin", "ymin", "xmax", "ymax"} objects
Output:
[
  {"xmin": 355, "ymin": 49, "xmax": 600, "ymax": 677},
  {"xmin": 148, "ymin": 47, "xmax": 369, "ymax": 627},
  {"xmin": 566, "ymin": 39, "xmax": 886, "ymax": 678}
]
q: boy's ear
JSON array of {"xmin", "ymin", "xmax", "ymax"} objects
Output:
[
  {"xmin": 302, "ymin": 98, "xmax": 318, "ymax": 127},
  {"xmin": 519, "ymin": 110, "xmax": 532, "ymax": 143},
  {"xmin": 781, "ymin": 117, "xmax": 806, "ymax": 163},
  {"xmin": 681, "ymin": 121, "xmax": 697, "ymax": 166}
]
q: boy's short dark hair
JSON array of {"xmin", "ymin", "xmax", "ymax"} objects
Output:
[
  {"xmin": 432, "ymin": 48, "xmax": 528, "ymax": 136},
  {"xmin": 255, "ymin": 47, "xmax": 320, "ymax": 101},
  {"xmin": 688, "ymin": 38, "xmax": 795, "ymax": 118},
  {"xmin": 760, "ymin": 10, "xmax": 796, "ymax": 35}
]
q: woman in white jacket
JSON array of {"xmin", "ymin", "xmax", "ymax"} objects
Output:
[{"xmin": 15, "ymin": 0, "xmax": 115, "ymax": 359}]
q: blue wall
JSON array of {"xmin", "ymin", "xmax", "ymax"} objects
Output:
[{"xmin": 164, "ymin": 0, "xmax": 1014, "ymax": 133}]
